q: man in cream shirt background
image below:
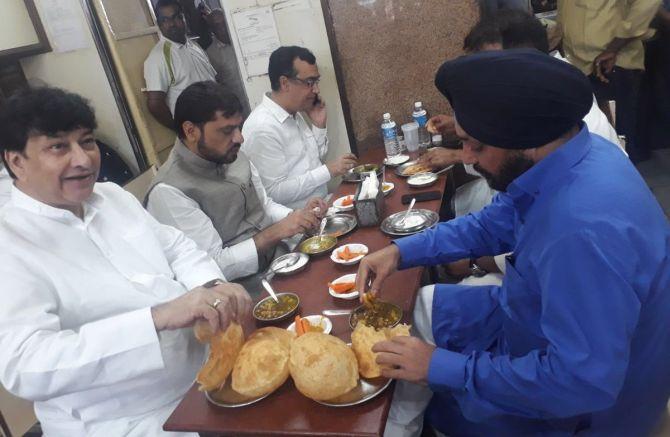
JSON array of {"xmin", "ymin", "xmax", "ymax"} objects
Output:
[
  {"xmin": 0, "ymin": 86, "xmax": 252, "ymax": 437},
  {"xmin": 242, "ymin": 46, "xmax": 358, "ymax": 210},
  {"xmin": 144, "ymin": 0, "xmax": 216, "ymax": 128}
]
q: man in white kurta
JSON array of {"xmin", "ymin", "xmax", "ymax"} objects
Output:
[
  {"xmin": 0, "ymin": 87, "xmax": 251, "ymax": 437},
  {"xmin": 241, "ymin": 46, "xmax": 357, "ymax": 209}
]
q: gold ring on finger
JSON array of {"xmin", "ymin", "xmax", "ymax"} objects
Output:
[{"xmin": 211, "ymin": 298, "xmax": 223, "ymax": 309}]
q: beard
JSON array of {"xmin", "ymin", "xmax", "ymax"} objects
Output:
[
  {"xmin": 196, "ymin": 135, "xmax": 240, "ymax": 165},
  {"xmin": 474, "ymin": 152, "xmax": 534, "ymax": 192}
]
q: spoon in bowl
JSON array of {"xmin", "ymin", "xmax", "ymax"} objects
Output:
[{"xmin": 260, "ymin": 278, "xmax": 279, "ymax": 303}]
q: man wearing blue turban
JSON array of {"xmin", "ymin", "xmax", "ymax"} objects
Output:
[{"xmin": 357, "ymin": 49, "xmax": 670, "ymax": 436}]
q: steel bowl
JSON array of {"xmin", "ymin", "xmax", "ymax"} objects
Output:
[
  {"xmin": 298, "ymin": 235, "xmax": 337, "ymax": 256},
  {"xmin": 308, "ymin": 214, "xmax": 357, "ymax": 239},
  {"xmin": 270, "ymin": 252, "xmax": 309, "ymax": 276},
  {"xmin": 343, "ymin": 164, "xmax": 382, "ymax": 182},
  {"xmin": 351, "ymin": 163, "xmax": 379, "ymax": 174},
  {"xmin": 349, "ymin": 301, "xmax": 403, "ymax": 330},
  {"xmin": 253, "ymin": 292, "xmax": 300, "ymax": 323}
]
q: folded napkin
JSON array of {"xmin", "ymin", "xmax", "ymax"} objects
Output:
[{"xmin": 358, "ymin": 172, "xmax": 379, "ymax": 200}]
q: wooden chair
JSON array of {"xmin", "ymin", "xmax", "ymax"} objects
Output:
[
  {"xmin": 123, "ymin": 164, "xmax": 158, "ymax": 202},
  {"xmin": 0, "ymin": 386, "xmax": 36, "ymax": 437},
  {"xmin": 0, "ymin": 409, "xmax": 11, "ymax": 437}
]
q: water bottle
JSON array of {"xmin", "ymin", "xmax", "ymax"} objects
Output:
[
  {"xmin": 381, "ymin": 113, "xmax": 400, "ymax": 157},
  {"xmin": 412, "ymin": 101, "xmax": 431, "ymax": 153}
]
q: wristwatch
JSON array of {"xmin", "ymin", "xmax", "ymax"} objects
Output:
[{"xmin": 469, "ymin": 259, "xmax": 488, "ymax": 278}]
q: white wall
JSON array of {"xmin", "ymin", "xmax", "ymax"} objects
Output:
[
  {"xmin": 18, "ymin": 0, "xmax": 139, "ymax": 173},
  {"xmin": 222, "ymin": 0, "xmax": 351, "ymax": 177},
  {"xmin": 0, "ymin": 0, "xmax": 39, "ymax": 51}
]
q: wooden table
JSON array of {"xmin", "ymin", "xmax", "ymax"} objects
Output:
[{"xmin": 164, "ymin": 147, "xmax": 448, "ymax": 436}]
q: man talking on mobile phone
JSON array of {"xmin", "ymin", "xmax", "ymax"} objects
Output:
[{"xmin": 242, "ymin": 46, "xmax": 357, "ymax": 209}]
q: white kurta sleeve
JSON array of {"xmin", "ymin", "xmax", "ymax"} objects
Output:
[
  {"xmin": 312, "ymin": 125, "xmax": 329, "ymax": 159},
  {"xmin": 143, "ymin": 46, "xmax": 170, "ymax": 93},
  {"xmin": 0, "ymin": 260, "xmax": 164, "ymax": 401},
  {"xmin": 146, "ymin": 183, "xmax": 260, "ymax": 281},
  {"xmin": 249, "ymin": 161, "xmax": 292, "ymax": 223},
  {"xmin": 243, "ymin": 131, "xmax": 331, "ymax": 206}
]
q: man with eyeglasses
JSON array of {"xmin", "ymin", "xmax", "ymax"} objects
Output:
[
  {"xmin": 242, "ymin": 46, "xmax": 357, "ymax": 209},
  {"xmin": 144, "ymin": 0, "xmax": 216, "ymax": 128}
]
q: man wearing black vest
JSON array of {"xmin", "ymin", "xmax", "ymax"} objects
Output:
[{"xmin": 146, "ymin": 81, "xmax": 325, "ymax": 295}]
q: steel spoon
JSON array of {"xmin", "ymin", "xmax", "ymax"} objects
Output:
[
  {"xmin": 322, "ymin": 309, "xmax": 353, "ymax": 316},
  {"xmin": 317, "ymin": 217, "xmax": 328, "ymax": 242},
  {"xmin": 399, "ymin": 197, "xmax": 416, "ymax": 227},
  {"xmin": 261, "ymin": 278, "xmax": 280, "ymax": 303}
]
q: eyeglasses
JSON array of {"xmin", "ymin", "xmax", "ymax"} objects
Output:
[{"xmin": 289, "ymin": 76, "xmax": 321, "ymax": 88}]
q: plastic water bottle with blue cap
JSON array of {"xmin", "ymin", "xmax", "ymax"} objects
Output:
[
  {"xmin": 412, "ymin": 101, "xmax": 431, "ymax": 154},
  {"xmin": 381, "ymin": 113, "xmax": 400, "ymax": 158}
]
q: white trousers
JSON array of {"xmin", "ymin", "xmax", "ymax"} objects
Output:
[
  {"xmin": 384, "ymin": 285, "xmax": 436, "ymax": 437},
  {"xmin": 384, "ymin": 273, "xmax": 504, "ymax": 437}
]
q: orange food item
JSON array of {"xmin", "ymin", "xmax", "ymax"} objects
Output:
[
  {"xmin": 300, "ymin": 318, "xmax": 311, "ymax": 334},
  {"xmin": 295, "ymin": 315, "xmax": 305, "ymax": 336},
  {"xmin": 337, "ymin": 246, "xmax": 365, "ymax": 261},
  {"xmin": 328, "ymin": 281, "xmax": 356, "ymax": 294},
  {"xmin": 341, "ymin": 196, "xmax": 354, "ymax": 206},
  {"xmin": 294, "ymin": 315, "xmax": 325, "ymax": 336}
]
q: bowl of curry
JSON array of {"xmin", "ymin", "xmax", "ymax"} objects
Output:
[
  {"xmin": 253, "ymin": 292, "xmax": 300, "ymax": 323},
  {"xmin": 348, "ymin": 301, "xmax": 402, "ymax": 330}
]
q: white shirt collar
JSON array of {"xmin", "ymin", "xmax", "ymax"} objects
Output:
[
  {"xmin": 261, "ymin": 93, "xmax": 293, "ymax": 124},
  {"xmin": 9, "ymin": 184, "xmax": 102, "ymax": 226},
  {"xmin": 159, "ymin": 34, "xmax": 191, "ymax": 49}
]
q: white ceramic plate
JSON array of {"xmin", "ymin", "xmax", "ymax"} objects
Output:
[
  {"xmin": 328, "ymin": 273, "xmax": 359, "ymax": 300},
  {"xmin": 332, "ymin": 195, "xmax": 355, "ymax": 211},
  {"xmin": 381, "ymin": 182, "xmax": 395, "ymax": 196},
  {"xmin": 407, "ymin": 172, "xmax": 438, "ymax": 188},
  {"xmin": 286, "ymin": 315, "xmax": 333, "ymax": 335},
  {"xmin": 330, "ymin": 243, "xmax": 368, "ymax": 265},
  {"xmin": 383, "ymin": 154, "xmax": 410, "ymax": 166}
]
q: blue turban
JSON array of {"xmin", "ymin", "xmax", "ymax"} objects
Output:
[{"xmin": 434, "ymin": 49, "xmax": 593, "ymax": 149}]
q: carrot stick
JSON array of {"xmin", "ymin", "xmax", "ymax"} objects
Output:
[
  {"xmin": 300, "ymin": 318, "xmax": 311, "ymax": 333},
  {"xmin": 328, "ymin": 282, "xmax": 356, "ymax": 293},
  {"xmin": 295, "ymin": 315, "xmax": 305, "ymax": 336}
]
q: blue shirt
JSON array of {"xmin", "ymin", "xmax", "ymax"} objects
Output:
[{"xmin": 395, "ymin": 126, "xmax": 670, "ymax": 436}]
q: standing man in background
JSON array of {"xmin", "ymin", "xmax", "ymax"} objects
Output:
[
  {"xmin": 144, "ymin": 0, "xmax": 216, "ymax": 128},
  {"xmin": 242, "ymin": 46, "xmax": 357, "ymax": 209},
  {"xmin": 557, "ymin": 0, "xmax": 661, "ymax": 162}
]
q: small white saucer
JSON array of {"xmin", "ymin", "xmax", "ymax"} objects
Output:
[
  {"xmin": 330, "ymin": 243, "xmax": 368, "ymax": 265},
  {"xmin": 328, "ymin": 273, "xmax": 359, "ymax": 300},
  {"xmin": 287, "ymin": 315, "xmax": 333, "ymax": 335}
]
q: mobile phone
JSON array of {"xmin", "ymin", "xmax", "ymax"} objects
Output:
[
  {"xmin": 313, "ymin": 94, "xmax": 321, "ymax": 106},
  {"xmin": 401, "ymin": 191, "xmax": 441, "ymax": 204}
]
